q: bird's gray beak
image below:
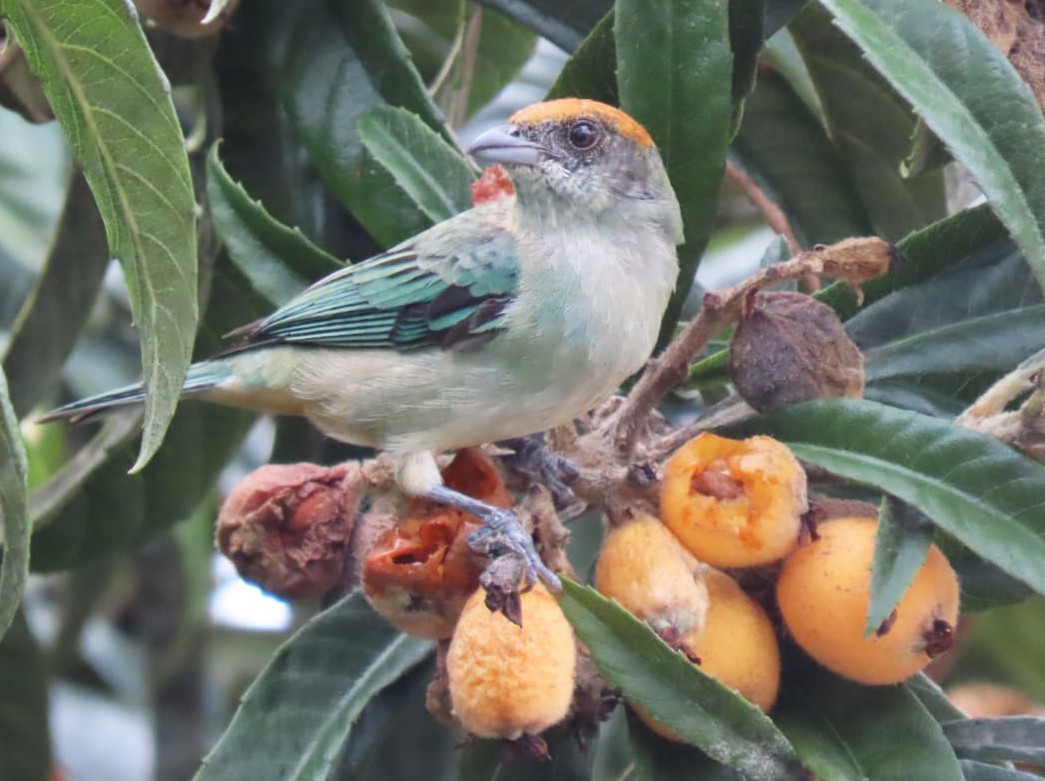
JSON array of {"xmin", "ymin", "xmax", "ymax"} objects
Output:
[{"xmin": 467, "ymin": 124, "xmax": 544, "ymax": 166}]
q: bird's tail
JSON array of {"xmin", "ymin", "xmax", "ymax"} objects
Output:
[{"xmin": 38, "ymin": 362, "xmax": 233, "ymax": 423}]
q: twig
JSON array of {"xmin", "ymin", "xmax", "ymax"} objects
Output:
[
  {"xmin": 610, "ymin": 251, "xmax": 827, "ymax": 454},
  {"xmin": 725, "ymin": 159, "xmax": 800, "ymax": 254}
]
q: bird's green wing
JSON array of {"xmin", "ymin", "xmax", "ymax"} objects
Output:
[{"xmin": 241, "ymin": 208, "xmax": 520, "ymax": 351}]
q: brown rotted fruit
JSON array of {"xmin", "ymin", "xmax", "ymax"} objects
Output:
[{"xmin": 729, "ymin": 290, "xmax": 865, "ymax": 412}]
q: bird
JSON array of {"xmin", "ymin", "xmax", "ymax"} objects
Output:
[{"xmin": 42, "ymin": 98, "xmax": 684, "ymax": 590}]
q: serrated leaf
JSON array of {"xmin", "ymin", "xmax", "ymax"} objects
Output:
[
  {"xmin": 196, "ymin": 591, "xmax": 432, "ymax": 781},
  {"xmin": 261, "ymin": 0, "xmax": 453, "ymax": 247},
  {"xmin": 731, "ymin": 68, "xmax": 871, "ymax": 247},
  {"xmin": 959, "ymin": 760, "xmax": 1045, "ymax": 781},
  {"xmin": 944, "ymin": 717, "xmax": 1045, "ymax": 766},
  {"xmin": 815, "ymin": 0, "xmax": 1045, "ymax": 291},
  {"xmin": 863, "ymin": 306, "xmax": 1045, "ymax": 383},
  {"xmin": 790, "ymin": 4, "xmax": 946, "ymax": 241},
  {"xmin": 728, "ymin": 0, "xmax": 765, "ymax": 134},
  {"xmin": 206, "ymin": 144, "xmax": 342, "ymax": 307},
  {"xmin": 0, "ymin": 365, "xmax": 29, "ymax": 641},
  {"xmin": 473, "ymin": 0, "xmax": 610, "ymax": 52},
  {"xmin": 357, "ymin": 106, "xmax": 475, "ymax": 225},
  {"xmin": 558, "ymin": 580, "xmax": 802, "ymax": 780},
  {"xmin": 865, "ymin": 497, "xmax": 933, "ymax": 637},
  {"xmin": 0, "ymin": 610, "xmax": 50, "ymax": 781},
  {"xmin": 1, "ymin": 0, "xmax": 199, "ymax": 471},
  {"xmin": 2, "ymin": 170, "xmax": 108, "ymax": 419},
  {"xmin": 728, "ymin": 399, "xmax": 1045, "ymax": 600},
  {"xmin": 615, "ymin": 0, "xmax": 733, "ymax": 345},
  {"xmin": 774, "ymin": 650, "xmax": 963, "ymax": 781}
]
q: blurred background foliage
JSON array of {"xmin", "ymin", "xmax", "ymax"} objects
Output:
[{"xmin": 1, "ymin": 0, "xmax": 1045, "ymax": 779}]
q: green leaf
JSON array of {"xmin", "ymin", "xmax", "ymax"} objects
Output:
[
  {"xmin": 731, "ymin": 68, "xmax": 872, "ymax": 246},
  {"xmin": 865, "ymin": 497, "xmax": 933, "ymax": 637},
  {"xmin": 547, "ymin": 11, "xmax": 617, "ymax": 105},
  {"xmin": 863, "ymin": 306, "xmax": 1045, "ymax": 383},
  {"xmin": 357, "ymin": 106, "xmax": 476, "ymax": 225},
  {"xmin": 959, "ymin": 760, "xmax": 1045, "ymax": 781},
  {"xmin": 206, "ymin": 144, "xmax": 342, "ymax": 307},
  {"xmin": 0, "ymin": 610, "xmax": 50, "ymax": 781},
  {"xmin": 729, "ymin": 0, "xmax": 765, "ymax": 134},
  {"xmin": 626, "ymin": 712, "xmax": 743, "ymax": 781},
  {"xmin": 790, "ymin": 4, "xmax": 946, "ymax": 241},
  {"xmin": 2, "ymin": 170, "xmax": 108, "ymax": 419},
  {"xmin": 964, "ymin": 598, "xmax": 1045, "ymax": 702},
  {"xmin": 591, "ymin": 707, "xmax": 635, "ymax": 781},
  {"xmin": 29, "ymin": 256, "xmax": 262, "ymax": 571},
  {"xmin": 764, "ymin": 0, "xmax": 808, "ymax": 36},
  {"xmin": 815, "ymin": 0, "xmax": 1045, "ymax": 291},
  {"xmin": 196, "ymin": 591, "xmax": 433, "ymax": 781},
  {"xmin": 615, "ymin": 0, "xmax": 733, "ymax": 345},
  {"xmin": 0, "ymin": 365, "xmax": 29, "ymax": 641},
  {"xmin": 774, "ymin": 650, "xmax": 964, "ymax": 781},
  {"xmin": 473, "ymin": 0, "xmax": 610, "ymax": 51},
  {"xmin": 467, "ymin": 10, "xmax": 538, "ymax": 116},
  {"xmin": 558, "ymin": 580, "xmax": 802, "ymax": 780},
  {"xmin": 944, "ymin": 717, "xmax": 1045, "ymax": 766},
  {"xmin": 906, "ymin": 673, "xmax": 967, "ymax": 724},
  {"xmin": 1, "ymin": 0, "xmax": 199, "ymax": 471},
  {"xmin": 728, "ymin": 399, "xmax": 1045, "ymax": 600},
  {"xmin": 261, "ymin": 0, "xmax": 453, "ymax": 247}
]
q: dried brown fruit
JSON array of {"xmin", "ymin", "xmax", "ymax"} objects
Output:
[
  {"xmin": 729, "ymin": 290, "xmax": 865, "ymax": 412},
  {"xmin": 217, "ymin": 462, "xmax": 363, "ymax": 600}
]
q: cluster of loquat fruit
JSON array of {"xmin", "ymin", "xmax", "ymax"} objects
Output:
[{"xmin": 354, "ymin": 431, "xmax": 960, "ymax": 745}]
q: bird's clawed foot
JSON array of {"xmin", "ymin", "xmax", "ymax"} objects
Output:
[
  {"xmin": 468, "ymin": 509, "xmax": 562, "ymax": 593},
  {"xmin": 500, "ymin": 436, "xmax": 584, "ymax": 516}
]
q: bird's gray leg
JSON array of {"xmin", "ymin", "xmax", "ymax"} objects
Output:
[{"xmin": 425, "ymin": 484, "xmax": 562, "ymax": 590}]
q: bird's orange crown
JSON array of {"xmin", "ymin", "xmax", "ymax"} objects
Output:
[{"xmin": 509, "ymin": 99, "xmax": 655, "ymax": 149}]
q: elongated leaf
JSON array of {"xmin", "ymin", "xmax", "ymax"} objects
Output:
[
  {"xmin": 0, "ymin": 610, "xmax": 49, "ymax": 781},
  {"xmin": 816, "ymin": 0, "xmax": 1045, "ymax": 291},
  {"xmin": 30, "ymin": 256, "xmax": 262, "ymax": 571},
  {"xmin": 865, "ymin": 497, "xmax": 933, "ymax": 637},
  {"xmin": 731, "ymin": 69, "xmax": 871, "ymax": 247},
  {"xmin": 729, "ymin": 399, "xmax": 1045, "ymax": 599},
  {"xmin": 206, "ymin": 145, "xmax": 341, "ymax": 307},
  {"xmin": 627, "ymin": 712, "xmax": 743, "ymax": 781},
  {"xmin": 558, "ymin": 580, "xmax": 802, "ymax": 780},
  {"xmin": 764, "ymin": 0, "xmax": 808, "ymax": 36},
  {"xmin": 591, "ymin": 707, "xmax": 635, "ymax": 781},
  {"xmin": 0, "ymin": 366, "xmax": 29, "ymax": 641},
  {"xmin": 2, "ymin": 170, "xmax": 108, "ymax": 419},
  {"xmin": 547, "ymin": 12, "xmax": 617, "ymax": 104},
  {"xmin": 864, "ymin": 306, "xmax": 1045, "ymax": 383},
  {"xmin": 261, "ymin": 0, "xmax": 452, "ymax": 247},
  {"xmin": 357, "ymin": 106, "xmax": 475, "ymax": 225},
  {"xmin": 1, "ymin": 0, "xmax": 199, "ymax": 471},
  {"xmin": 960, "ymin": 760, "xmax": 1045, "ymax": 781},
  {"xmin": 790, "ymin": 4, "xmax": 946, "ymax": 241},
  {"xmin": 729, "ymin": 0, "xmax": 765, "ymax": 134},
  {"xmin": 944, "ymin": 717, "xmax": 1045, "ymax": 766},
  {"xmin": 615, "ymin": 0, "xmax": 733, "ymax": 345},
  {"xmin": 774, "ymin": 650, "xmax": 964, "ymax": 781},
  {"xmin": 196, "ymin": 591, "xmax": 432, "ymax": 781},
  {"xmin": 473, "ymin": 0, "xmax": 610, "ymax": 51}
]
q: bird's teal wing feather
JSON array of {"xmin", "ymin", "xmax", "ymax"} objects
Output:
[{"xmin": 240, "ymin": 205, "xmax": 520, "ymax": 351}]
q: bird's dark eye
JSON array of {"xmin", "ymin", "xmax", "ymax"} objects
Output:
[{"xmin": 567, "ymin": 120, "xmax": 600, "ymax": 150}]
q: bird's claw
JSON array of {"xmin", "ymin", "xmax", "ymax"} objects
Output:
[
  {"xmin": 467, "ymin": 508, "xmax": 562, "ymax": 592},
  {"xmin": 501, "ymin": 436, "xmax": 583, "ymax": 516}
]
